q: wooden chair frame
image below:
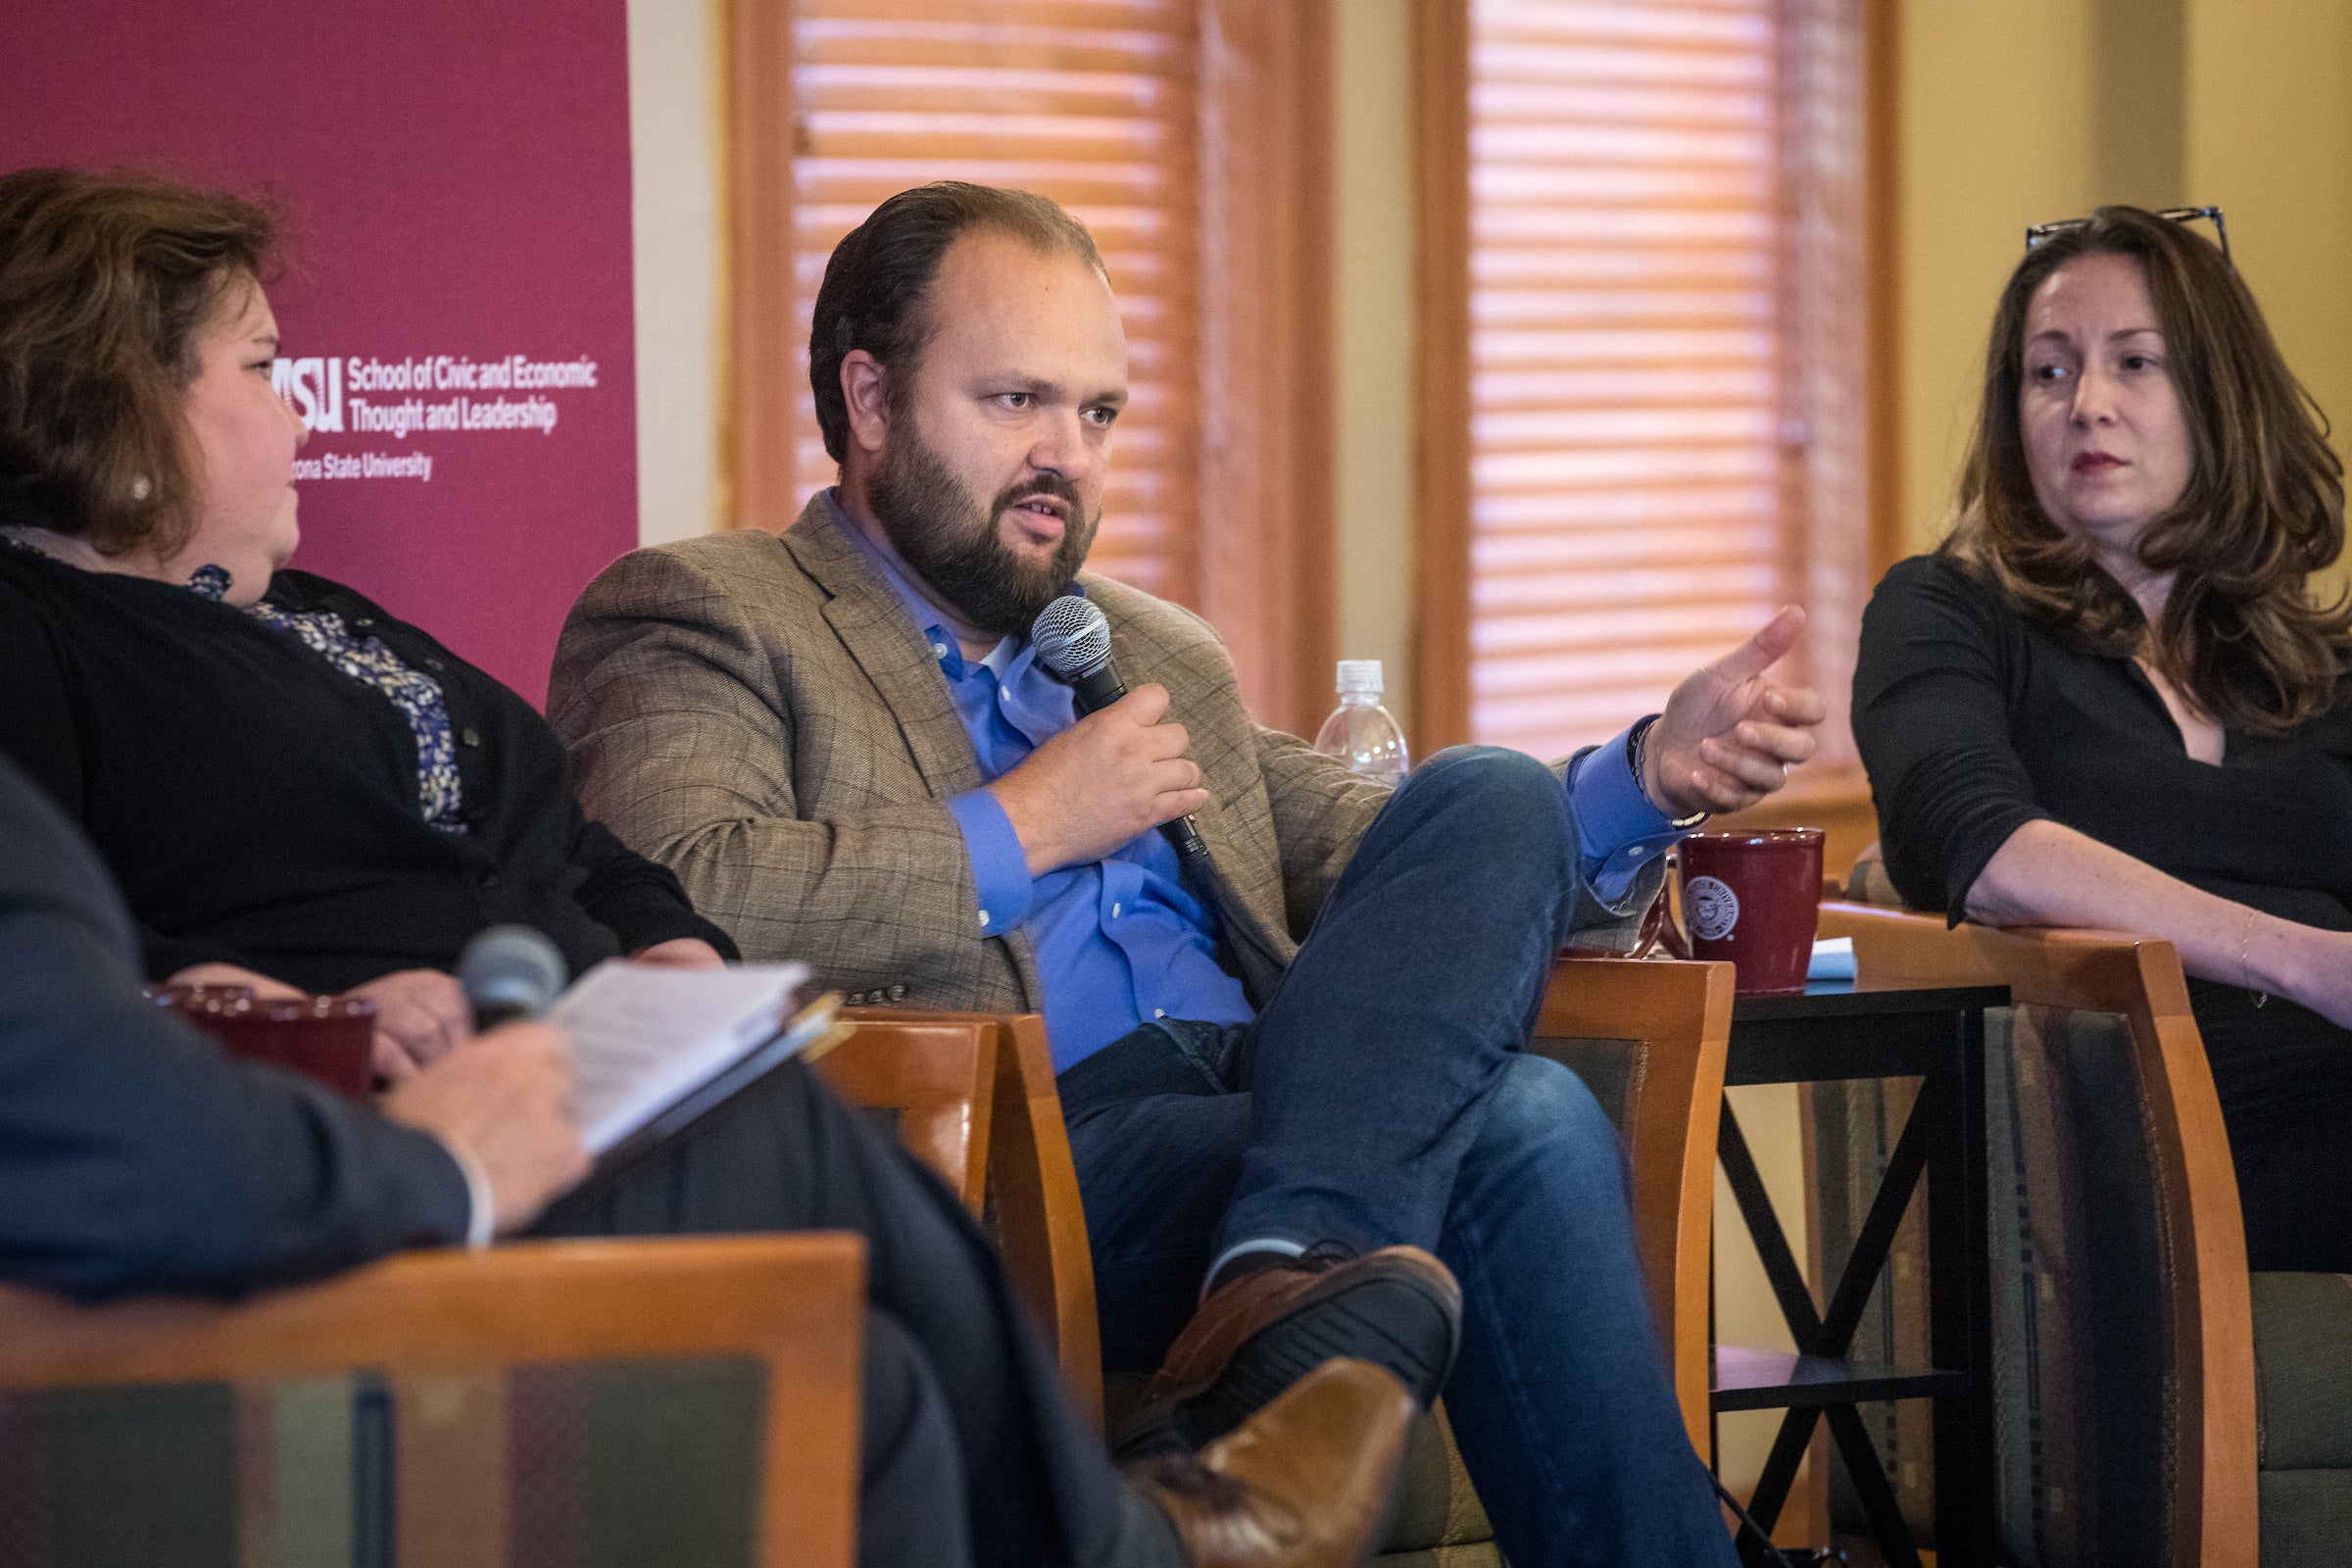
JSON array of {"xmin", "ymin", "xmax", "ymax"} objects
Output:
[
  {"xmin": 1538, "ymin": 955, "xmax": 1735, "ymax": 1456},
  {"xmin": 815, "ymin": 1014, "xmax": 998, "ymax": 1213},
  {"xmin": 0, "ymin": 1235, "xmax": 868, "ymax": 1568},
  {"xmin": 1816, "ymin": 900, "xmax": 2259, "ymax": 1568},
  {"xmin": 982, "ymin": 1012, "xmax": 1103, "ymax": 1424},
  {"xmin": 838, "ymin": 1008, "xmax": 1102, "ymax": 1427},
  {"xmin": 0, "ymin": 964, "xmax": 1769, "ymax": 1568}
]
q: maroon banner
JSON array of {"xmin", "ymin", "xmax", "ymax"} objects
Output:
[{"xmin": 1, "ymin": 0, "xmax": 637, "ymax": 705}]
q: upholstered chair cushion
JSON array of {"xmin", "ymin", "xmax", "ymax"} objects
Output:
[
  {"xmin": 0, "ymin": 1357, "xmax": 765, "ymax": 1566},
  {"xmin": 1813, "ymin": 1003, "xmax": 2174, "ymax": 1565},
  {"xmin": 2251, "ymin": 1273, "xmax": 2352, "ymax": 1567},
  {"xmin": 1831, "ymin": 852, "xmax": 2352, "ymax": 1567}
]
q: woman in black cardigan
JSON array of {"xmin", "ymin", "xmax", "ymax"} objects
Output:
[
  {"xmin": 0, "ymin": 168, "xmax": 735, "ymax": 1081},
  {"xmin": 1853, "ymin": 206, "xmax": 2352, "ymax": 1270}
]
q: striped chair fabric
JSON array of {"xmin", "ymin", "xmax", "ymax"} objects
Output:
[{"xmin": 0, "ymin": 1357, "xmax": 765, "ymax": 1568}]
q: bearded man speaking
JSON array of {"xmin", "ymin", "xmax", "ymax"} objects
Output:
[{"xmin": 551, "ymin": 183, "xmax": 1821, "ymax": 1568}]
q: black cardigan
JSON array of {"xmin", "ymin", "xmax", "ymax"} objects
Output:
[
  {"xmin": 1852, "ymin": 554, "xmax": 2352, "ymax": 932},
  {"xmin": 0, "ymin": 499, "xmax": 735, "ymax": 993}
]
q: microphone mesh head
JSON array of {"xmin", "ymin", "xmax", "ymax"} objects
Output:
[
  {"xmin": 1031, "ymin": 595, "xmax": 1112, "ymax": 680},
  {"xmin": 457, "ymin": 924, "xmax": 568, "ymax": 1017}
]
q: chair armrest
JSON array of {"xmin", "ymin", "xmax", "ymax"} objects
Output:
[
  {"xmin": 988, "ymin": 1014, "xmax": 1103, "ymax": 1428},
  {"xmin": 821, "ymin": 1013, "xmax": 999, "ymax": 1212},
  {"xmin": 1536, "ymin": 956, "xmax": 1734, "ymax": 1456},
  {"xmin": 0, "ymin": 1235, "xmax": 868, "ymax": 1568},
  {"xmin": 1817, "ymin": 901, "xmax": 2256, "ymax": 1566},
  {"xmin": 832, "ymin": 1008, "xmax": 1102, "ymax": 1428}
]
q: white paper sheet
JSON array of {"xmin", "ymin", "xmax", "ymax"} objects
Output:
[{"xmin": 550, "ymin": 959, "xmax": 810, "ymax": 1153}]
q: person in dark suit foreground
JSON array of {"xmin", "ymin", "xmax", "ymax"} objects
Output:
[{"xmin": 0, "ymin": 167, "xmax": 1415, "ymax": 1568}]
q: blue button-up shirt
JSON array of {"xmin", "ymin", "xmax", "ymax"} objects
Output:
[{"xmin": 830, "ymin": 493, "xmax": 1686, "ymax": 1071}]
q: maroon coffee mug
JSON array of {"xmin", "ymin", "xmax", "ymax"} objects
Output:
[
  {"xmin": 170, "ymin": 995, "xmax": 376, "ymax": 1098},
  {"xmin": 1677, "ymin": 829, "xmax": 1825, "ymax": 996}
]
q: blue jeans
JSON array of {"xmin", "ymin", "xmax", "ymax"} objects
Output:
[{"xmin": 1059, "ymin": 747, "xmax": 1736, "ymax": 1568}]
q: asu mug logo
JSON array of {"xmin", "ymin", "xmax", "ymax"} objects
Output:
[{"xmin": 1686, "ymin": 874, "xmax": 1740, "ymax": 942}]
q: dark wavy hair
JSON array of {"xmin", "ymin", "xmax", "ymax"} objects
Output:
[
  {"xmin": 808, "ymin": 182, "xmax": 1103, "ymax": 464},
  {"xmin": 1942, "ymin": 205, "xmax": 2352, "ymax": 736},
  {"xmin": 0, "ymin": 168, "xmax": 281, "ymax": 561}
]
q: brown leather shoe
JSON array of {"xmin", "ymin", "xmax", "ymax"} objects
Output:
[
  {"xmin": 1114, "ymin": 1245, "xmax": 1461, "ymax": 1460},
  {"xmin": 1125, "ymin": 1357, "xmax": 1414, "ymax": 1568}
]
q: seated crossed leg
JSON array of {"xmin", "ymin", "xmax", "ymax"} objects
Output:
[{"xmin": 1065, "ymin": 749, "xmax": 1738, "ymax": 1568}]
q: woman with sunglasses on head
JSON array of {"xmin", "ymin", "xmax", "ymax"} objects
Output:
[{"xmin": 1852, "ymin": 204, "xmax": 2352, "ymax": 1270}]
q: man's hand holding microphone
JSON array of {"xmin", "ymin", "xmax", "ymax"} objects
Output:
[
  {"xmin": 987, "ymin": 596, "xmax": 1212, "ymax": 876},
  {"xmin": 988, "ymin": 681, "xmax": 1210, "ymax": 876}
]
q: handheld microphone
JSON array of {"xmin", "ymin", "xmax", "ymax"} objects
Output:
[
  {"xmin": 1031, "ymin": 595, "xmax": 1214, "ymax": 869},
  {"xmin": 456, "ymin": 924, "xmax": 568, "ymax": 1031}
]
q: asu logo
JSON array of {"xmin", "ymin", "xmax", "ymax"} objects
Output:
[
  {"xmin": 272, "ymin": 357, "xmax": 345, "ymax": 434},
  {"xmin": 1685, "ymin": 875, "xmax": 1740, "ymax": 942}
]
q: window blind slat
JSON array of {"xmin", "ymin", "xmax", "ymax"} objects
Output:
[{"xmin": 1473, "ymin": 599, "xmax": 1790, "ymax": 654}]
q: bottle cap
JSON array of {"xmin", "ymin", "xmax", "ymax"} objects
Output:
[{"xmin": 1336, "ymin": 660, "xmax": 1384, "ymax": 697}]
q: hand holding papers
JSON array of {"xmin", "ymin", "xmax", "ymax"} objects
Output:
[{"xmin": 547, "ymin": 958, "xmax": 842, "ymax": 1160}]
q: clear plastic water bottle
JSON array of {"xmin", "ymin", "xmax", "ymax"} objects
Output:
[{"xmin": 1313, "ymin": 660, "xmax": 1410, "ymax": 786}]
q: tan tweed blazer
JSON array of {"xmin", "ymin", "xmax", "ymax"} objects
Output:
[{"xmin": 549, "ymin": 495, "xmax": 1652, "ymax": 1018}]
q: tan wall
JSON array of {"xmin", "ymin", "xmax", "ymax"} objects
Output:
[
  {"xmin": 624, "ymin": 3, "xmax": 2352, "ymax": 617},
  {"xmin": 1330, "ymin": 0, "xmax": 1420, "ymax": 731},
  {"xmin": 1897, "ymin": 0, "xmax": 2099, "ymax": 556},
  {"xmin": 625, "ymin": 0, "xmax": 727, "ymax": 546},
  {"xmin": 1897, "ymin": 0, "xmax": 2352, "ymax": 593},
  {"xmin": 2185, "ymin": 0, "xmax": 2352, "ymax": 602}
]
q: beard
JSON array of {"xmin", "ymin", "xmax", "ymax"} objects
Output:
[{"xmin": 865, "ymin": 423, "xmax": 1099, "ymax": 638}]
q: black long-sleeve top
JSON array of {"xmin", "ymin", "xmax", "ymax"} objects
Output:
[
  {"xmin": 1853, "ymin": 554, "xmax": 2352, "ymax": 932},
  {"xmin": 0, "ymin": 754, "xmax": 468, "ymax": 1298},
  {"xmin": 0, "ymin": 495, "xmax": 735, "ymax": 993}
]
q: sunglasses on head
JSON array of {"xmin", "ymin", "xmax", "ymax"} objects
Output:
[{"xmin": 2025, "ymin": 205, "xmax": 2230, "ymax": 266}]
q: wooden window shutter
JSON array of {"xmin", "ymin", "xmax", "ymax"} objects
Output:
[{"xmin": 1419, "ymin": 0, "xmax": 1877, "ymax": 766}]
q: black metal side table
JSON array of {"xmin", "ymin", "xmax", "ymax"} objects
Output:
[{"xmin": 1711, "ymin": 977, "xmax": 2008, "ymax": 1568}]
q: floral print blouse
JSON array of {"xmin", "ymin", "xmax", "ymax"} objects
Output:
[{"xmin": 187, "ymin": 563, "xmax": 466, "ymax": 831}]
